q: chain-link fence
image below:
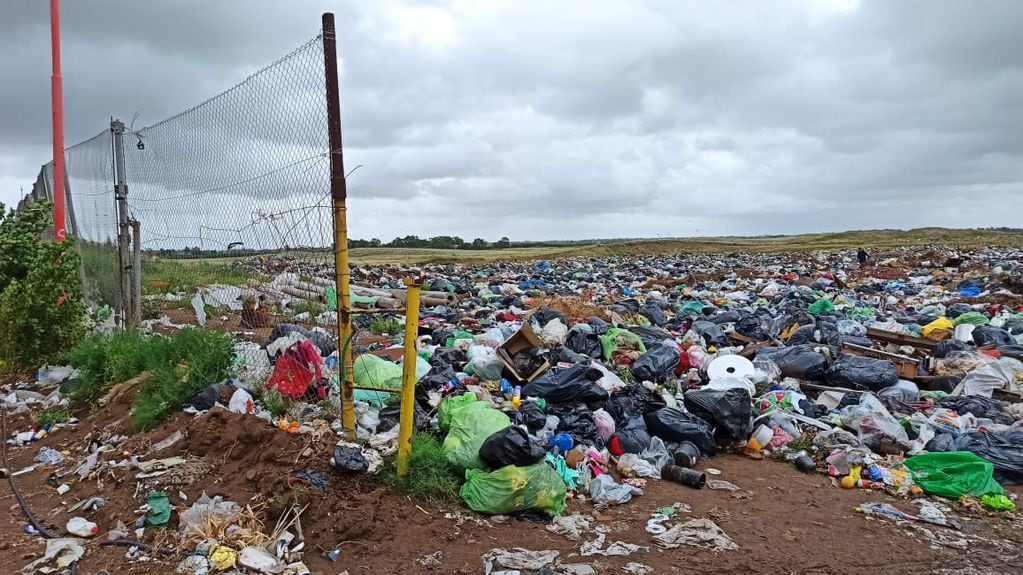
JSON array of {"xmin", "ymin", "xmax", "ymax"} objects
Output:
[{"xmin": 34, "ymin": 27, "xmax": 339, "ymax": 335}]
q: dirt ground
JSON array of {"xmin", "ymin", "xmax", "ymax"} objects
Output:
[{"xmin": 3, "ymin": 395, "xmax": 1023, "ymax": 575}]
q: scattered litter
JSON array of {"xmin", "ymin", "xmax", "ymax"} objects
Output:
[
  {"xmin": 483, "ymin": 548, "xmax": 560, "ymax": 574},
  {"xmin": 706, "ymin": 479, "xmax": 740, "ymax": 491},
  {"xmin": 20, "ymin": 538, "xmax": 85, "ymax": 573},
  {"xmin": 580, "ymin": 528, "xmax": 649, "ymax": 557},
  {"xmin": 547, "ymin": 513, "xmax": 593, "ymax": 541},
  {"xmin": 653, "ymin": 518, "xmax": 738, "ymax": 551}
]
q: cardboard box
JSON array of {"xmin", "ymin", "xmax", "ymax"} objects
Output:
[{"xmin": 496, "ymin": 322, "xmax": 551, "ymax": 382}]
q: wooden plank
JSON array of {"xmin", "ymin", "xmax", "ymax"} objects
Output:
[{"xmin": 866, "ymin": 327, "xmax": 936, "ymax": 350}]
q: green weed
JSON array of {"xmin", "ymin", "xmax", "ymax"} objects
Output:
[
  {"xmin": 142, "ymin": 258, "xmax": 259, "ymax": 295},
  {"xmin": 369, "ymin": 317, "xmax": 402, "ymax": 336},
  {"xmin": 36, "ymin": 408, "xmax": 70, "ymax": 427},
  {"xmin": 381, "ymin": 432, "xmax": 461, "ymax": 505},
  {"xmin": 263, "ymin": 389, "xmax": 289, "ymax": 418},
  {"xmin": 290, "ymin": 301, "xmax": 325, "ymax": 317}
]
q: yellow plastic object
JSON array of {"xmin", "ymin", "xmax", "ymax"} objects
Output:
[
  {"xmin": 396, "ymin": 277, "xmax": 422, "ymax": 477},
  {"xmin": 922, "ymin": 317, "xmax": 953, "ymax": 337},
  {"xmin": 209, "ymin": 545, "xmax": 237, "ymax": 571},
  {"xmin": 840, "ymin": 475, "xmax": 857, "ymax": 489}
]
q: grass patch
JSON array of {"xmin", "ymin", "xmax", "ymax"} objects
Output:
[
  {"xmin": 64, "ymin": 329, "xmax": 235, "ymax": 431},
  {"xmin": 142, "ymin": 258, "xmax": 259, "ymax": 295},
  {"xmin": 369, "ymin": 317, "xmax": 402, "ymax": 336},
  {"xmin": 36, "ymin": 408, "xmax": 70, "ymax": 427},
  {"xmin": 381, "ymin": 432, "xmax": 462, "ymax": 505},
  {"xmin": 263, "ymin": 388, "xmax": 289, "ymax": 418}
]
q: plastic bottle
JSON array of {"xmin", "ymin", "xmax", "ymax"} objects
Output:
[
  {"xmin": 511, "ymin": 386, "xmax": 522, "ymax": 409},
  {"xmin": 66, "ymin": 517, "xmax": 98, "ymax": 537}
]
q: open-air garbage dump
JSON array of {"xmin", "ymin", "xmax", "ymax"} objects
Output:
[{"xmin": 5, "ymin": 245, "xmax": 1023, "ymax": 574}]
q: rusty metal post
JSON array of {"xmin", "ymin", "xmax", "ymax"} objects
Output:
[
  {"xmin": 112, "ymin": 119, "xmax": 130, "ymax": 329},
  {"xmin": 131, "ymin": 220, "xmax": 142, "ymax": 326},
  {"xmin": 322, "ymin": 13, "xmax": 356, "ymax": 436}
]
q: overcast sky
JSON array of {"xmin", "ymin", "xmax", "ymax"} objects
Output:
[{"xmin": 2, "ymin": 0, "xmax": 1022, "ymax": 242}]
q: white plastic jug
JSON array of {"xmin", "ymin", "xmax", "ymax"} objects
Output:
[{"xmin": 66, "ymin": 517, "xmax": 98, "ymax": 537}]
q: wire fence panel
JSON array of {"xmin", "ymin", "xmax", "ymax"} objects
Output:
[{"xmin": 115, "ymin": 34, "xmax": 336, "ymax": 332}]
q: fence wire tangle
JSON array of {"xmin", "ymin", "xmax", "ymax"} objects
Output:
[{"xmin": 42, "ymin": 29, "xmax": 340, "ymax": 332}]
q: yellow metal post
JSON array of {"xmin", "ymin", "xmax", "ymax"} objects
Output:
[
  {"xmin": 322, "ymin": 13, "xmax": 357, "ymax": 438},
  {"xmin": 396, "ymin": 276, "xmax": 423, "ymax": 477}
]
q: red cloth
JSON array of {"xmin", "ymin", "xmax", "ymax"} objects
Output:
[{"xmin": 268, "ymin": 340, "xmax": 324, "ymax": 399}]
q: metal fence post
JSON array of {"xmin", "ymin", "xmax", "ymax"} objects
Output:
[
  {"xmin": 397, "ymin": 277, "xmax": 423, "ymax": 477},
  {"xmin": 131, "ymin": 220, "xmax": 142, "ymax": 324},
  {"xmin": 111, "ymin": 119, "xmax": 134, "ymax": 329},
  {"xmin": 322, "ymin": 12, "xmax": 357, "ymax": 437}
]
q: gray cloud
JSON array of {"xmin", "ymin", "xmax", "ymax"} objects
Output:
[{"xmin": 2, "ymin": 0, "xmax": 1022, "ymax": 244}]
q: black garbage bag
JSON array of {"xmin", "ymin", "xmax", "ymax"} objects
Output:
[
  {"xmin": 532, "ymin": 307, "xmax": 567, "ymax": 327},
  {"xmin": 187, "ymin": 384, "xmax": 229, "ymax": 410},
  {"xmin": 266, "ymin": 323, "xmax": 336, "ymax": 357},
  {"xmin": 787, "ymin": 322, "xmax": 842, "ymax": 347},
  {"xmin": 630, "ymin": 326, "xmax": 674, "ymax": 349},
  {"xmin": 631, "ymin": 344, "xmax": 682, "ymax": 383},
  {"xmin": 824, "ymin": 355, "xmax": 899, "ymax": 392},
  {"xmin": 683, "ymin": 388, "xmax": 753, "ymax": 440},
  {"xmin": 549, "ymin": 346, "xmax": 586, "ymax": 365},
  {"xmin": 938, "ymin": 396, "xmax": 1013, "ymax": 424},
  {"xmin": 954, "ymin": 430, "xmax": 1023, "ymax": 484},
  {"xmin": 640, "ymin": 303, "xmax": 668, "ymax": 327},
  {"xmin": 925, "ymin": 433, "xmax": 957, "ymax": 453},
  {"xmin": 972, "ymin": 326, "xmax": 1015, "ymax": 347},
  {"xmin": 514, "ymin": 401, "xmax": 547, "ymax": 431},
  {"xmin": 331, "ymin": 444, "xmax": 368, "ymax": 473},
  {"xmin": 735, "ymin": 314, "xmax": 770, "ymax": 341},
  {"xmin": 643, "ymin": 407, "xmax": 716, "ymax": 456},
  {"xmin": 709, "ymin": 310, "xmax": 742, "ymax": 325},
  {"xmin": 755, "ymin": 345, "xmax": 828, "ymax": 380},
  {"xmin": 946, "ymin": 303, "xmax": 974, "ymax": 319},
  {"xmin": 420, "ymin": 365, "xmax": 457, "ymax": 390},
  {"xmin": 479, "ymin": 426, "xmax": 546, "ymax": 468},
  {"xmin": 604, "ymin": 384, "xmax": 667, "ymax": 426},
  {"xmin": 997, "ymin": 345, "xmax": 1023, "ymax": 361},
  {"xmin": 785, "ymin": 325, "xmax": 816, "ymax": 346},
  {"xmin": 610, "ymin": 417, "xmax": 652, "ymax": 454},
  {"xmin": 431, "ymin": 328, "xmax": 457, "ymax": 346},
  {"xmin": 692, "ymin": 321, "xmax": 728, "ymax": 347},
  {"xmin": 587, "ymin": 317, "xmax": 611, "ymax": 335},
  {"xmin": 1003, "ymin": 317, "xmax": 1023, "ymax": 335},
  {"xmin": 513, "ymin": 348, "xmax": 550, "ymax": 377},
  {"xmin": 566, "ymin": 330, "xmax": 603, "ymax": 359},
  {"xmin": 932, "ymin": 339, "xmax": 971, "ymax": 359},
  {"xmin": 377, "ymin": 402, "xmax": 430, "ymax": 432},
  {"xmin": 617, "ymin": 299, "xmax": 642, "ymax": 313},
  {"xmin": 549, "ymin": 404, "xmax": 600, "ymax": 446},
  {"xmin": 521, "ymin": 364, "xmax": 607, "ymax": 404}
]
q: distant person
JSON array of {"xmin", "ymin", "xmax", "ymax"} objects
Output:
[{"xmin": 857, "ymin": 247, "xmax": 869, "ymax": 266}]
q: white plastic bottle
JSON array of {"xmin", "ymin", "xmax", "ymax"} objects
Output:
[{"xmin": 66, "ymin": 517, "xmax": 98, "ymax": 537}]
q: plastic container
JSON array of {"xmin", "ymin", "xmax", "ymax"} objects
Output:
[
  {"xmin": 671, "ymin": 441, "xmax": 700, "ymax": 468},
  {"xmin": 748, "ymin": 424, "xmax": 773, "ymax": 452},
  {"xmin": 66, "ymin": 517, "xmax": 98, "ymax": 537}
]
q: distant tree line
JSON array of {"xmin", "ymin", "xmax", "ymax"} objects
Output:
[{"xmin": 350, "ymin": 235, "xmax": 512, "ymax": 250}]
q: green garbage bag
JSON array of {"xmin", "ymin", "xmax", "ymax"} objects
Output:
[
  {"xmin": 438, "ymin": 393, "xmax": 479, "ymax": 430},
  {"xmin": 443, "ymin": 402, "xmax": 511, "ymax": 470},
  {"xmin": 599, "ymin": 328, "xmax": 647, "ymax": 362},
  {"xmin": 678, "ymin": 301, "xmax": 703, "ymax": 316},
  {"xmin": 352, "ymin": 355, "xmax": 401, "ymax": 405},
  {"xmin": 808, "ymin": 299, "xmax": 835, "ymax": 316},
  {"xmin": 146, "ymin": 491, "xmax": 171, "ymax": 526},
  {"xmin": 324, "ymin": 287, "xmax": 337, "ymax": 311},
  {"xmin": 952, "ymin": 312, "xmax": 990, "ymax": 327},
  {"xmin": 460, "ymin": 463, "xmax": 567, "ymax": 516},
  {"xmin": 903, "ymin": 452, "xmax": 1004, "ymax": 499}
]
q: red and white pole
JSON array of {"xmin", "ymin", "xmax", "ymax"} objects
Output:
[{"xmin": 50, "ymin": 0, "xmax": 66, "ymax": 242}]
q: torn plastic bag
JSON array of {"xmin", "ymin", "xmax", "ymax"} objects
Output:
[
  {"xmin": 479, "ymin": 426, "xmax": 546, "ymax": 468},
  {"xmin": 532, "ymin": 308, "xmax": 568, "ymax": 328},
  {"xmin": 735, "ymin": 314, "xmax": 770, "ymax": 341},
  {"xmin": 548, "ymin": 345, "xmax": 585, "ymax": 366},
  {"xmin": 877, "ymin": 379, "xmax": 919, "ymax": 404},
  {"xmin": 443, "ymin": 400, "xmax": 512, "ymax": 470},
  {"xmin": 683, "ymin": 388, "xmax": 753, "ymax": 440},
  {"xmin": 512, "ymin": 347, "xmax": 550, "ymax": 378},
  {"xmin": 957, "ymin": 358, "xmax": 1023, "ymax": 397},
  {"xmin": 840, "ymin": 394, "xmax": 909, "ymax": 453},
  {"xmin": 540, "ymin": 319, "xmax": 569, "ymax": 346},
  {"xmin": 566, "ymin": 330, "xmax": 603, "ymax": 359},
  {"xmin": 587, "ymin": 316, "xmax": 611, "ymax": 335},
  {"xmin": 932, "ymin": 339, "xmax": 971, "ymax": 359},
  {"xmin": 331, "ymin": 443, "xmax": 369, "ymax": 473},
  {"xmin": 438, "ymin": 393, "xmax": 479, "ymax": 430},
  {"xmin": 604, "ymin": 384, "xmax": 667, "ymax": 426},
  {"xmin": 755, "ymin": 345, "xmax": 828, "ymax": 380},
  {"xmin": 429, "ymin": 347, "xmax": 466, "ymax": 368},
  {"xmin": 973, "ymin": 326, "xmax": 1015, "ymax": 347},
  {"xmin": 460, "ymin": 463, "xmax": 567, "ymax": 516},
  {"xmin": 187, "ymin": 384, "xmax": 228, "ymax": 411},
  {"xmin": 599, "ymin": 328, "xmax": 647, "ymax": 362},
  {"xmin": 420, "ymin": 365, "xmax": 457, "ymax": 390},
  {"xmin": 593, "ymin": 408, "xmax": 616, "ymax": 441},
  {"xmin": 630, "ymin": 326, "xmax": 674, "ymax": 349},
  {"xmin": 514, "ymin": 401, "xmax": 548, "ymax": 431},
  {"xmin": 631, "ymin": 344, "xmax": 682, "ymax": 383},
  {"xmin": 589, "ymin": 473, "xmax": 643, "ymax": 505},
  {"xmin": 466, "ymin": 345, "xmax": 505, "ymax": 381},
  {"xmin": 521, "ymin": 364, "xmax": 608, "ymax": 404},
  {"xmin": 549, "ymin": 404, "xmax": 600, "ymax": 446},
  {"xmin": 643, "ymin": 407, "xmax": 716, "ymax": 456},
  {"xmin": 825, "ymin": 355, "xmax": 899, "ymax": 392},
  {"xmin": 692, "ymin": 321, "xmax": 728, "ymax": 347},
  {"xmin": 377, "ymin": 403, "xmax": 429, "ymax": 433},
  {"xmin": 640, "ymin": 303, "xmax": 668, "ymax": 327},
  {"xmin": 953, "ymin": 430, "xmax": 1023, "ymax": 484},
  {"xmin": 266, "ymin": 323, "xmax": 336, "ymax": 356},
  {"xmin": 268, "ymin": 340, "xmax": 325, "ymax": 399}
]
